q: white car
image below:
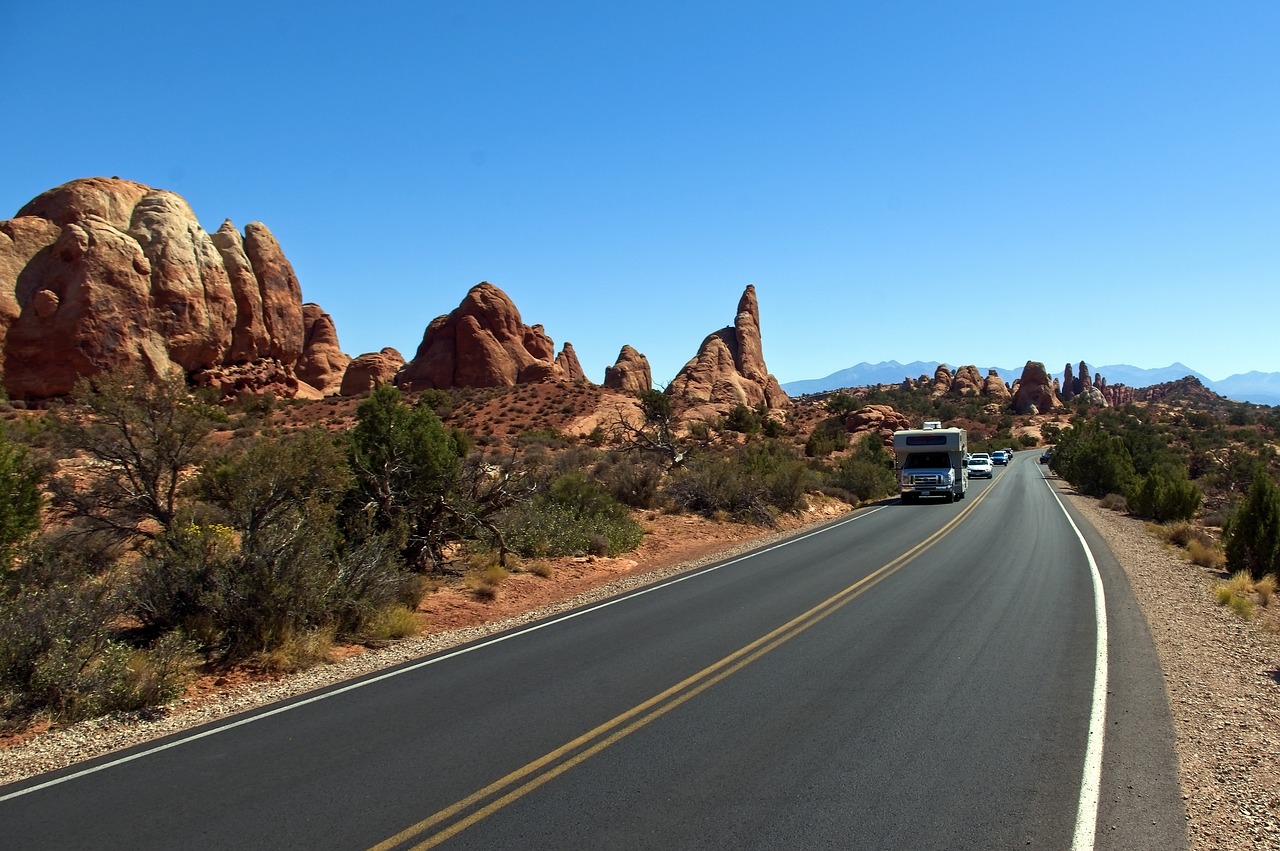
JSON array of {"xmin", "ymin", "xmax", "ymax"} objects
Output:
[{"xmin": 967, "ymin": 454, "xmax": 993, "ymax": 478}]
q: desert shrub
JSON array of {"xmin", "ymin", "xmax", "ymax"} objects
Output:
[
  {"xmin": 516, "ymin": 428, "xmax": 572, "ymax": 450},
  {"xmin": 196, "ymin": 428, "xmax": 351, "ymax": 546},
  {"xmin": 1186, "ymin": 538, "xmax": 1226, "ymax": 570},
  {"xmin": 1128, "ymin": 466, "xmax": 1202, "ymax": 523},
  {"xmin": 1224, "ymin": 470, "xmax": 1280, "ymax": 580},
  {"xmin": 136, "ymin": 512, "xmax": 417, "ymax": 662},
  {"xmin": 345, "ymin": 384, "xmax": 467, "ymax": 571},
  {"xmin": 594, "ymin": 452, "xmax": 665, "ymax": 509},
  {"xmin": 1051, "ymin": 420, "xmax": 1136, "ymax": 498},
  {"xmin": 724, "ymin": 404, "xmax": 762, "ymax": 435},
  {"xmin": 0, "ymin": 545, "xmax": 197, "ymax": 726},
  {"xmin": 805, "ymin": 423, "xmax": 848, "ymax": 458},
  {"xmin": 1099, "ymin": 493, "xmax": 1129, "ymax": 512},
  {"xmin": 47, "ymin": 367, "xmax": 224, "ymax": 546},
  {"xmin": 825, "ymin": 393, "xmax": 858, "ymax": 418},
  {"xmin": 1254, "ymin": 574, "xmax": 1277, "ymax": 606},
  {"xmin": 1158, "ymin": 521, "xmax": 1203, "ymax": 548},
  {"xmin": 363, "ymin": 606, "xmax": 420, "ymax": 641},
  {"xmin": 665, "ymin": 442, "xmax": 808, "ymax": 525},
  {"xmin": 498, "ymin": 471, "xmax": 643, "ymax": 558},
  {"xmin": 464, "ymin": 565, "xmax": 510, "ymax": 600},
  {"xmin": 829, "ymin": 456, "xmax": 896, "ymax": 503},
  {"xmin": 1215, "ymin": 571, "xmax": 1257, "ymax": 619},
  {"xmin": 0, "ymin": 424, "xmax": 43, "ymax": 565},
  {"xmin": 828, "ymin": 435, "xmax": 896, "ymax": 503}
]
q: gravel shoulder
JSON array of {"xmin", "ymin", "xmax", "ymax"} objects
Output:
[
  {"xmin": 1065, "ymin": 492, "xmax": 1280, "ymax": 851},
  {"xmin": 3, "ymin": 496, "xmax": 1279, "ymax": 851}
]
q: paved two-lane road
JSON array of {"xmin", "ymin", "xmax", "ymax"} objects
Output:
[{"xmin": 1, "ymin": 452, "xmax": 1186, "ymax": 849}]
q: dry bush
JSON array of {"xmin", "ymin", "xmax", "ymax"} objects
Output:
[
  {"xmin": 1186, "ymin": 538, "xmax": 1226, "ymax": 571},
  {"xmin": 1254, "ymin": 574, "xmax": 1277, "ymax": 607},
  {"xmin": 1099, "ymin": 493, "xmax": 1129, "ymax": 512},
  {"xmin": 465, "ymin": 566, "xmax": 510, "ymax": 600}
]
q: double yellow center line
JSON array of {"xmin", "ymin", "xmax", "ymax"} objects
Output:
[{"xmin": 372, "ymin": 483, "xmax": 997, "ymax": 850}]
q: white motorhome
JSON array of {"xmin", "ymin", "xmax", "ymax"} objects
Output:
[{"xmin": 893, "ymin": 426, "xmax": 968, "ymax": 503}]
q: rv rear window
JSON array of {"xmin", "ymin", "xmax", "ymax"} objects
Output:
[{"xmin": 904, "ymin": 434, "xmax": 947, "ymax": 446}]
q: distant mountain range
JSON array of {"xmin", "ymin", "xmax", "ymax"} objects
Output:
[{"xmin": 780, "ymin": 361, "xmax": 1280, "ymax": 407}]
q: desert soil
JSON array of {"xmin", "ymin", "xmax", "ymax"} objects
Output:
[{"xmin": 2, "ymin": 492, "xmax": 1278, "ymax": 850}]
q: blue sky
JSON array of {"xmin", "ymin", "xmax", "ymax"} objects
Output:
[{"xmin": 3, "ymin": 2, "xmax": 1277, "ymax": 386}]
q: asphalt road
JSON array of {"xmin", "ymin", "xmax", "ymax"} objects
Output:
[{"xmin": 0, "ymin": 451, "xmax": 1186, "ymax": 850}]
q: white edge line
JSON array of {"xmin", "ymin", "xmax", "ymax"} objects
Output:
[
  {"xmin": 1, "ymin": 505, "xmax": 888, "ymax": 803},
  {"xmin": 1043, "ymin": 476, "xmax": 1108, "ymax": 851}
]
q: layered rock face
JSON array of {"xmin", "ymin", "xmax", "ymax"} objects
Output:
[
  {"xmin": 1012, "ymin": 361, "xmax": 1062, "ymax": 414},
  {"xmin": 395, "ymin": 282, "xmax": 580, "ymax": 391},
  {"xmin": 666, "ymin": 285, "xmax": 788, "ymax": 411},
  {"xmin": 0, "ymin": 177, "xmax": 345, "ymax": 400},
  {"xmin": 603, "ymin": 344, "xmax": 652, "ymax": 394}
]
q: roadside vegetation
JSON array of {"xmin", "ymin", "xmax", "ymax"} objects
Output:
[
  {"xmin": 1041, "ymin": 399, "xmax": 1280, "ymax": 622},
  {"xmin": 0, "ymin": 373, "xmax": 904, "ymax": 732},
  {"xmin": 7, "ymin": 363, "xmax": 1278, "ymax": 729}
]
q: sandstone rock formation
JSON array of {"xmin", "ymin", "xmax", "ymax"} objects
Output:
[
  {"xmin": 1012, "ymin": 361, "xmax": 1062, "ymax": 414},
  {"xmin": 1077, "ymin": 361, "xmax": 1092, "ymax": 397},
  {"xmin": 983, "ymin": 369, "xmax": 1011, "ymax": 402},
  {"xmin": 1061, "ymin": 363, "xmax": 1076, "ymax": 401},
  {"xmin": 555, "ymin": 342, "xmax": 586, "ymax": 383},
  {"xmin": 296, "ymin": 303, "xmax": 350, "ymax": 395},
  {"xmin": 844, "ymin": 404, "xmax": 912, "ymax": 438},
  {"xmin": 951, "ymin": 365, "xmax": 983, "ymax": 396},
  {"xmin": 666, "ymin": 285, "xmax": 788, "ymax": 411},
  {"xmin": 602, "ymin": 345, "xmax": 652, "ymax": 394},
  {"xmin": 0, "ymin": 177, "xmax": 341, "ymax": 400},
  {"xmin": 931, "ymin": 364, "xmax": 953, "ymax": 397},
  {"xmin": 395, "ymin": 282, "xmax": 579, "ymax": 391},
  {"xmin": 340, "ymin": 347, "xmax": 406, "ymax": 397}
]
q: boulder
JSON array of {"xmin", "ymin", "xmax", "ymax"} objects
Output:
[
  {"xmin": 340, "ymin": 347, "xmax": 405, "ymax": 397},
  {"xmin": 603, "ymin": 345, "xmax": 652, "ymax": 394},
  {"xmin": 667, "ymin": 284, "xmax": 788, "ymax": 410}
]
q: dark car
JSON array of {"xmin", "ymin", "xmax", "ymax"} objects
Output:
[
  {"xmin": 990, "ymin": 450, "xmax": 1009, "ymax": 466},
  {"xmin": 1039, "ymin": 450, "xmax": 1053, "ymax": 464}
]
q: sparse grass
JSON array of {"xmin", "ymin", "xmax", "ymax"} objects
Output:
[
  {"xmin": 363, "ymin": 605, "xmax": 420, "ymax": 641},
  {"xmin": 464, "ymin": 565, "xmax": 510, "ymax": 600},
  {"xmin": 1214, "ymin": 570, "xmax": 1266, "ymax": 620},
  {"xmin": 526, "ymin": 560, "xmax": 554, "ymax": 578},
  {"xmin": 254, "ymin": 627, "xmax": 335, "ymax": 673}
]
